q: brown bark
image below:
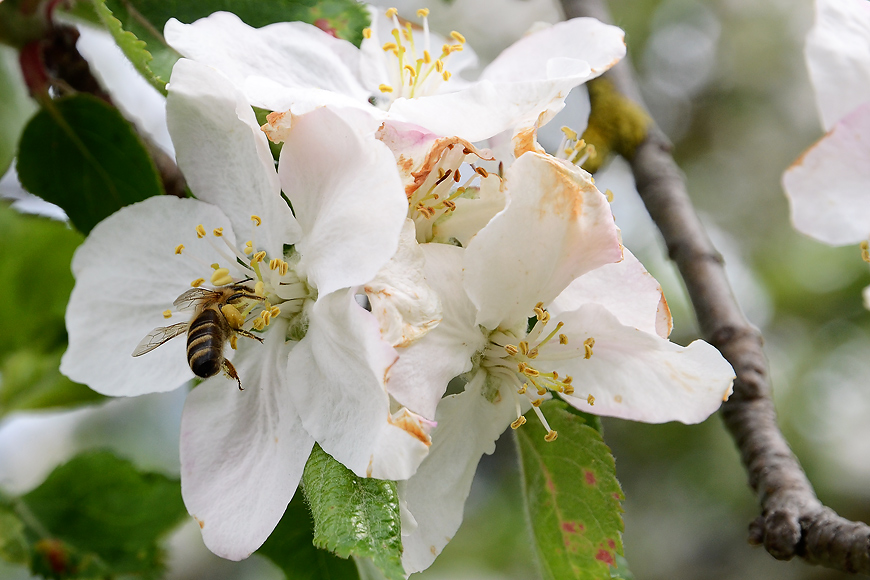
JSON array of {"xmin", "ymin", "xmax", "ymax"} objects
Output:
[{"xmin": 561, "ymin": 0, "xmax": 870, "ymax": 573}]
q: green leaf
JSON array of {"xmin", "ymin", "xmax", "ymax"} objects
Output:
[
  {"xmin": 302, "ymin": 445, "xmax": 404, "ymax": 580},
  {"xmin": 258, "ymin": 493, "xmax": 359, "ymax": 580},
  {"xmin": 0, "ymin": 505, "xmax": 29, "ymax": 566},
  {"xmin": 16, "ymin": 94, "xmax": 164, "ymax": 235},
  {"xmin": 0, "ymin": 46, "xmax": 37, "ymax": 175},
  {"xmin": 0, "ymin": 349, "xmax": 104, "ymax": 419},
  {"xmin": 18, "ymin": 450, "xmax": 186, "ymax": 578},
  {"xmin": 516, "ymin": 400, "xmax": 625, "ymax": 580}
]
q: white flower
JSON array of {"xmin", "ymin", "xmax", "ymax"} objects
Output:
[
  {"xmin": 783, "ymin": 0, "xmax": 870, "ymax": 250},
  {"xmin": 163, "ymin": 6, "xmax": 626, "ymax": 142},
  {"xmin": 385, "ymin": 152, "xmax": 735, "ymax": 572},
  {"xmin": 61, "ymin": 58, "xmax": 433, "ymax": 559}
]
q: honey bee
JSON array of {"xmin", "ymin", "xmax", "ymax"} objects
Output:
[{"xmin": 132, "ymin": 284, "xmax": 264, "ymax": 389}]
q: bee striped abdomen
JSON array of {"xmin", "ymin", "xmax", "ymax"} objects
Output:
[{"xmin": 187, "ymin": 308, "xmax": 225, "ymax": 378}]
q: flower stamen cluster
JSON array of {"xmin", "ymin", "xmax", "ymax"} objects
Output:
[
  {"xmin": 368, "ymin": 7, "xmax": 466, "ymax": 102},
  {"xmin": 556, "ymin": 126, "xmax": 598, "ymax": 167}
]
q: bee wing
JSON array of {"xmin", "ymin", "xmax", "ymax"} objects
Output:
[
  {"xmin": 173, "ymin": 287, "xmax": 218, "ymax": 310},
  {"xmin": 132, "ymin": 322, "xmax": 189, "ymax": 357}
]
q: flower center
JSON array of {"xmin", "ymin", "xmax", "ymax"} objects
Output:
[
  {"xmin": 481, "ymin": 302, "xmax": 596, "ymax": 442},
  {"xmin": 171, "ymin": 215, "xmax": 314, "ymax": 340},
  {"xmin": 365, "ymin": 7, "xmax": 466, "ymax": 105},
  {"xmin": 407, "ymin": 144, "xmax": 502, "ymax": 243}
]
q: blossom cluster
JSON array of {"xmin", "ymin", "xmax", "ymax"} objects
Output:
[{"xmin": 60, "ymin": 6, "xmax": 735, "ymax": 573}]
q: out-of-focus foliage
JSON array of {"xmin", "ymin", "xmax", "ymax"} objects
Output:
[
  {"xmin": 301, "ymin": 445, "xmax": 404, "ymax": 580},
  {"xmin": 0, "ymin": 451, "xmax": 186, "ymax": 579},
  {"xmin": 517, "ymin": 401, "xmax": 624, "ymax": 580},
  {"xmin": 0, "ymin": 47, "xmax": 36, "ymax": 176},
  {"xmin": 0, "ymin": 204, "xmax": 103, "ymax": 418},
  {"xmin": 258, "ymin": 492, "xmax": 360, "ymax": 580},
  {"xmin": 16, "ymin": 94, "xmax": 163, "ymax": 235}
]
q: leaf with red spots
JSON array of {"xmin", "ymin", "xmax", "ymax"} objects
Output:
[{"xmin": 516, "ymin": 400, "xmax": 626, "ymax": 580}]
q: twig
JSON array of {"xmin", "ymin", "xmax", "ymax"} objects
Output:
[{"xmin": 561, "ymin": 0, "xmax": 870, "ymax": 573}]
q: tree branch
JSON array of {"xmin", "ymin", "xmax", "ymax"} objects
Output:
[{"xmin": 561, "ymin": 0, "xmax": 870, "ymax": 573}]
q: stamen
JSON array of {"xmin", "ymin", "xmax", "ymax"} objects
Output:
[
  {"xmin": 211, "ymin": 268, "xmax": 233, "ymax": 286},
  {"xmin": 862, "ymin": 241, "xmax": 870, "ymax": 263},
  {"xmin": 174, "ymin": 244, "xmax": 184, "ymax": 254},
  {"xmin": 244, "ymin": 241, "xmax": 254, "ymax": 255},
  {"xmin": 511, "ymin": 417, "xmax": 526, "ymax": 429},
  {"xmin": 559, "ymin": 334, "xmax": 568, "ymax": 345},
  {"xmin": 251, "ymin": 215, "xmax": 262, "ymax": 226},
  {"xmin": 251, "ymin": 251, "xmax": 267, "ymax": 264},
  {"xmin": 195, "ymin": 224, "xmax": 206, "ymax": 238},
  {"xmin": 583, "ymin": 337, "xmax": 595, "ymax": 359},
  {"xmin": 450, "ymin": 31, "xmax": 466, "ymax": 44},
  {"xmin": 191, "ymin": 278, "xmax": 205, "ymax": 287},
  {"xmin": 163, "ymin": 310, "xmax": 172, "ymax": 319},
  {"xmin": 213, "ymin": 227, "xmax": 223, "ymax": 237},
  {"xmin": 363, "ymin": 27, "xmax": 372, "ymax": 39},
  {"xmin": 587, "ymin": 394, "xmax": 595, "ymax": 406},
  {"xmin": 385, "ymin": 7, "xmax": 398, "ymax": 17},
  {"xmin": 416, "ymin": 8, "xmax": 429, "ymax": 17},
  {"xmin": 530, "ymin": 404, "xmax": 557, "ymax": 442},
  {"xmin": 605, "ymin": 189, "xmax": 614, "ymax": 203},
  {"xmin": 379, "ymin": 84, "xmax": 394, "ymax": 93}
]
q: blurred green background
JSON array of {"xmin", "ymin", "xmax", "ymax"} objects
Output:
[{"xmin": 2, "ymin": 0, "xmax": 868, "ymax": 578}]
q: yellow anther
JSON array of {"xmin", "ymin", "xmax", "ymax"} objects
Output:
[
  {"xmin": 574, "ymin": 138, "xmax": 586, "ymax": 151},
  {"xmin": 222, "ymin": 304, "xmax": 244, "ymax": 329},
  {"xmin": 442, "ymin": 71, "xmax": 451, "ymax": 81},
  {"xmin": 243, "ymin": 241, "xmax": 254, "ymax": 255},
  {"xmin": 519, "ymin": 341, "xmax": 530, "ymax": 355},
  {"xmin": 531, "ymin": 398, "xmax": 543, "ymax": 407},
  {"xmin": 563, "ymin": 376, "xmax": 573, "ymax": 385},
  {"xmin": 586, "ymin": 144, "xmax": 597, "ymax": 159},
  {"xmin": 517, "ymin": 384, "xmax": 527, "ymax": 395},
  {"xmin": 195, "ymin": 224, "xmax": 206, "ymax": 238},
  {"xmin": 510, "ymin": 416, "xmax": 527, "ymax": 429},
  {"xmin": 559, "ymin": 334, "xmax": 569, "ymax": 345},
  {"xmin": 450, "ymin": 31, "xmax": 466, "ymax": 44},
  {"xmin": 435, "ymin": 60, "xmax": 444, "ymax": 73},
  {"xmin": 270, "ymin": 306, "xmax": 281, "ymax": 317},
  {"xmin": 211, "ymin": 263, "xmax": 220, "ymax": 270},
  {"xmin": 382, "ymin": 41, "xmax": 398, "ymax": 51},
  {"xmin": 536, "ymin": 386, "xmax": 547, "ymax": 396},
  {"xmin": 251, "ymin": 251, "xmax": 267, "ymax": 264},
  {"xmin": 162, "ymin": 310, "xmax": 172, "ymax": 319},
  {"xmin": 423, "ymin": 50, "xmax": 431, "ymax": 64},
  {"xmin": 260, "ymin": 310, "xmax": 271, "ymax": 326},
  {"xmin": 211, "ymin": 268, "xmax": 233, "ymax": 286},
  {"xmin": 563, "ymin": 385, "xmax": 575, "ymax": 395},
  {"xmin": 230, "ymin": 335, "xmax": 238, "ymax": 350},
  {"xmin": 583, "ymin": 337, "xmax": 595, "ymax": 359},
  {"xmin": 252, "ymin": 317, "xmax": 265, "ymax": 331},
  {"xmin": 363, "ymin": 27, "xmax": 372, "ymax": 39},
  {"xmin": 475, "ymin": 166, "xmax": 489, "ymax": 178},
  {"xmin": 404, "ymin": 64, "xmax": 417, "ymax": 78},
  {"xmin": 587, "ymin": 394, "xmax": 595, "ymax": 406},
  {"xmin": 544, "ymin": 430, "xmax": 558, "ymax": 442},
  {"xmin": 254, "ymin": 281, "xmax": 265, "ymax": 297},
  {"xmin": 862, "ymin": 241, "xmax": 870, "ymax": 263},
  {"xmin": 605, "ymin": 189, "xmax": 614, "ymax": 203},
  {"xmin": 379, "ymin": 84, "xmax": 394, "ymax": 93},
  {"xmin": 174, "ymin": 244, "xmax": 184, "ymax": 255},
  {"xmin": 527, "ymin": 348, "xmax": 539, "ymax": 359},
  {"xmin": 191, "ymin": 278, "xmax": 205, "ymax": 287},
  {"xmin": 251, "ymin": 215, "xmax": 262, "ymax": 226},
  {"xmin": 385, "ymin": 7, "xmax": 398, "ymax": 18},
  {"xmin": 213, "ymin": 227, "xmax": 223, "ymax": 237},
  {"xmin": 416, "ymin": 7, "xmax": 429, "ymax": 17},
  {"xmin": 561, "ymin": 126, "xmax": 578, "ymax": 140}
]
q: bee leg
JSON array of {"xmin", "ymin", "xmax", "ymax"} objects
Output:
[
  {"xmin": 235, "ymin": 328, "xmax": 265, "ymax": 344},
  {"xmin": 222, "ymin": 359, "xmax": 243, "ymax": 390}
]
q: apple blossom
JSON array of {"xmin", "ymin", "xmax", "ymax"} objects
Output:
[
  {"xmin": 60, "ymin": 58, "xmax": 435, "ymax": 559},
  {"xmin": 782, "ymin": 0, "xmax": 870, "ymax": 307},
  {"xmin": 386, "ymin": 152, "xmax": 735, "ymax": 572},
  {"xmin": 162, "ymin": 5, "xmax": 626, "ymax": 142}
]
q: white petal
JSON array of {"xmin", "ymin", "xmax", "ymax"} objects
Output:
[
  {"xmin": 481, "ymin": 18, "xmax": 626, "ymax": 84},
  {"xmin": 61, "ymin": 197, "xmax": 235, "ymax": 396},
  {"xmin": 552, "ymin": 304, "xmax": 734, "ymax": 424},
  {"xmin": 783, "ymin": 101, "xmax": 870, "ymax": 245},
  {"xmin": 430, "ymin": 176, "xmax": 506, "ymax": 247},
  {"xmin": 164, "ymin": 13, "xmax": 371, "ymax": 109},
  {"xmin": 387, "ymin": 244, "xmax": 486, "ymax": 419},
  {"xmin": 180, "ymin": 319, "xmax": 313, "ymax": 560},
  {"xmin": 806, "ymin": 0, "xmax": 870, "ymax": 130},
  {"xmin": 400, "ymin": 372, "xmax": 516, "ymax": 574},
  {"xmin": 464, "ymin": 152, "xmax": 623, "ymax": 330},
  {"xmin": 166, "ymin": 59, "xmax": 299, "ymax": 257},
  {"xmin": 279, "ymin": 107, "xmax": 407, "ymax": 295},
  {"xmin": 550, "ymin": 248, "xmax": 671, "ymax": 338},
  {"xmin": 287, "ymin": 290, "xmax": 429, "ymax": 480},
  {"xmin": 243, "ymin": 78, "xmax": 382, "ymax": 123},
  {"xmin": 365, "ymin": 219, "xmax": 441, "ymax": 348}
]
